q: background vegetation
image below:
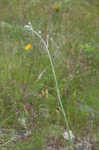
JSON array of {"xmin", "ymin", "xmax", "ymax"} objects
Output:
[{"xmin": 0, "ymin": 0, "xmax": 99, "ymax": 149}]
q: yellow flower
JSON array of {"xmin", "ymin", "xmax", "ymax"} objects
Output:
[{"xmin": 25, "ymin": 44, "xmax": 31, "ymax": 50}]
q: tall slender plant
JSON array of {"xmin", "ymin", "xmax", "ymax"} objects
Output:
[{"xmin": 24, "ymin": 22, "xmax": 73, "ymax": 149}]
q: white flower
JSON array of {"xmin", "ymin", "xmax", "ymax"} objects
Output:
[
  {"xmin": 38, "ymin": 30, "xmax": 42, "ymax": 34},
  {"xmin": 24, "ymin": 22, "xmax": 32, "ymax": 31},
  {"xmin": 63, "ymin": 130, "xmax": 75, "ymax": 140}
]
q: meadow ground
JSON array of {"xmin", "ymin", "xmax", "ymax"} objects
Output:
[{"xmin": 0, "ymin": 0, "xmax": 99, "ymax": 149}]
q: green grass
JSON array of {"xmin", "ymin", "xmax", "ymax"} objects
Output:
[{"xmin": 0, "ymin": 0, "xmax": 99, "ymax": 149}]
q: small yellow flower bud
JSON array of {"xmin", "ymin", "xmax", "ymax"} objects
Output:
[{"xmin": 25, "ymin": 44, "xmax": 31, "ymax": 50}]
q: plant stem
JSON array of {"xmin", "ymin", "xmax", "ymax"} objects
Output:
[{"xmin": 31, "ymin": 27, "xmax": 73, "ymax": 149}]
